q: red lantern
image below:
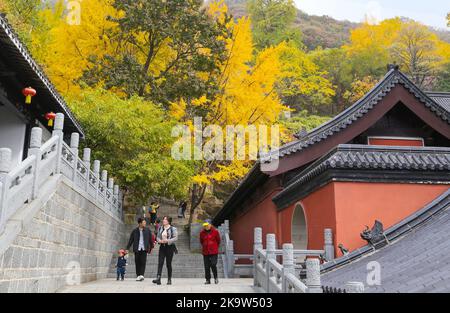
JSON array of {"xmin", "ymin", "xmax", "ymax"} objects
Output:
[
  {"xmin": 22, "ymin": 87, "xmax": 37, "ymax": 104},
  {"xmin": 45, "ymin": 112, "xmax": 57, "ymax": 127}
]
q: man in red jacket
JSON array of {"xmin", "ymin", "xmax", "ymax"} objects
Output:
[{"xmin": 200, "ymin": 220, "xmax": 221, "ymax": 284}]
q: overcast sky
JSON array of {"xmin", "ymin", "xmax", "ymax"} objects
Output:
[{"xmin": 294, "ymin": 0, "xmax": 449, "ymax": 29}]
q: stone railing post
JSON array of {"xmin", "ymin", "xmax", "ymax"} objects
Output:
[
  {"xmin": 324, "ymin": 228, "xmax": 334, "ymax": 261},
  {"xmin": 0, "ymin": 148, "xmax": 12, "ymax": 232},
  {"xmin": 282, "ymin": 243, "xmax": 295, "ymax": 292},
  {"xmin": 345, "ymin": 281, "xmax": 365, "ymax": 293},
  {"xmin": 101, "ymin": 170, "xmax": 108, "ymax": 205},
  {"xmin": 108, "ymin": 177, "xmax": 114, "ymax": 211},
  {"xmin": 70, "ymin": 133, "xmax": 79, "ymax": 181},
  {"xmin": 113, "ymin": 184, "xmax": 119, "ymax": 213},
  {"xmin": 51, "ymin": 113, "xmax": 64, "ymax": 174},
  {"xmin": 93, "ymin": 160, "xmax": 100, "ymax": 201},
  {"xmin": 306, "ymin": 258, "xmax": 322, "ymax": 293},
  {"xmin": 266, "ymin": 233, "xmax": 276, "ymax": 291},
  {"xmin": 82, "ymin": 148, "xmax": 91, "ymax": 191},
  {"xmin": 253, "ymin": 227, "xmax": 263, "ymax": 287},
  {"xmin": 27, "ymin": 127, "xmax": 42, "ymax": 200},
  {"xmin": 227, "ymin": 239, "xmax": 235, "ymax": 278}
]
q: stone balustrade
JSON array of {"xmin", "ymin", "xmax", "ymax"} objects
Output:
[
  {"xmin": 0, "ymin": 113, "xmax": 123, "ymax": 234},
  {"xmin": 217, "ymin": 220, "xmax": 364, "ymax": 293}
]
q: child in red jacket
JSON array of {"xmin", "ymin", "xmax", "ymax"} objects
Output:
[{"xmin": 200, "ymin": 220, "xmax": 221, "ymax": 284}]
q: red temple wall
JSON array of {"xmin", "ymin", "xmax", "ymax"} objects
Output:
[
  {"xmin": 230, "ymin": 189, "xmax": 282, "ymax": 255},
  {"xmin": 332, "ymin": 182, "xmax": 449, "ymax": 256},
  {"xmin": 228, "ymin": 180, "xmax": 449, "ymax": 257}
]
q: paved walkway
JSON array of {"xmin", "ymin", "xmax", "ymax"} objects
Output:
[{"xmin": 57, "ymin": 278, "xmax": 257, "ymax": 293}]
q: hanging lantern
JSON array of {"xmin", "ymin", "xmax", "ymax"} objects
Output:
[
  {"xmin": 22, "ymin": 87, "xmax": 37, "ymax": 104},
  {"xmin": 45, "ymin": 112, "xmax": 57, "ymax": 127}
]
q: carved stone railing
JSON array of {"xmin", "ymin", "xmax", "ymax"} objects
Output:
[
  {"xmin": 217, "ymin": 220, "xmax": 336, "ymax": 279},
  {"xmin": 0, "ymin": 113, "xmax": 123, "ymax": 234},
  {"xmin": 216, "ymin": 221, "xmax": 364, "ymax": 293}
]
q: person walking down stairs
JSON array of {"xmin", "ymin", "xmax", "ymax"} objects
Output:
[
  {"xmin": 126, "ymin": 218, "xmax": 154, "ymax": 281},
  {"xmin": 153, "ymin": 216, "xmax": 178, "ymax": 285},
  {"xmin": 200, "ymin": 220, "xmax": 221, "ymax": 285}
]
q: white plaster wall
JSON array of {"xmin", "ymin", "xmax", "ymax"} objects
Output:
[{"xmin": 0, "ymin": 104, "xmax": 26, "ymax": 166}]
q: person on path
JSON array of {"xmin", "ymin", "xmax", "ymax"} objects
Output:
[
  {"xmin": 178, "ymin": 200, "xmax": 187, "ymax": 218},
  {"xmin": 152, "ymin": 216, "xmax": 178, "ymax": 285},
  {"xmin": 149, "ymin": 202, "xmax": 159, "ymax": 225},
  {"xmin": 126, "ymin": 218, "xmax": 154, "ymax": 281},
  {"xmin": 116, "ymin": 249, "xmax": 128, "ymax": 281},
  {"xmin": 200, "ymin": 220, "xmax": 221, "ymax": 284}
]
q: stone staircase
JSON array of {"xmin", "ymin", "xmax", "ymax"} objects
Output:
[{"xmin": 108, "ymin": 201, "xmax": 224, "ymax": 279}]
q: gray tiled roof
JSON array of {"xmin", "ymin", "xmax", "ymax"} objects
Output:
[
  {"xmin": 261, "ymin": 70, "xmax": 450, "ymax": 163},
  {"xmin": 0, "ymin": 15, "xmax": 84, "ymax": 137},
  {"xmin": 428, "ymin": 92, "xmax": 450, "ymax": 113},
  {"xmin": 273, "ymin": 145, "xmax": 450, "ymax": 205},
  {"xmin": 322, "ymin": 189, "xmax": 450, "ymax": 293}
]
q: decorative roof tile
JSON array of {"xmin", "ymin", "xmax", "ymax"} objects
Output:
[
  {"xmin": 272, "ymin": 145, "xmax": 450, "ymax": 207},
  {"xmin": 261, "ymin": 70, "xmax": 450, "ymax": 164},
  {"xmin": 0, "ymin": 14, "xmax": 84, "ymax": 137}
]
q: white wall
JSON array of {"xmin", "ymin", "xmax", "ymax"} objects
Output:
[{"xmin": 0, "ymin": 104, "xmax": 27, "ymax": 166}]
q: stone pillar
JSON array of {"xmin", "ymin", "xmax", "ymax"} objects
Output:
[
  {"xmin": 107, "ymin": 177, "xmax": 114, "ymax": 211},
  {"xmin": 306, "ymin": 258, "xmax": 322, "ymax": 293},
  {"xmin": 28, "ymin": 128, "xmax": 42, "ymax": 200},
  {"xmin": 82, "ymin": 148, "xmax": 91, "ymax": 190},
  {"xmin": 0, "ymin": 148, "xmax": 12, "ymax": 175},
  {"xmin": 324, "ymin": 228, "xmax": 334, "ymax": 261},
  {"xmin": 108, "ymin": 177, "xmax": 114, "ymax": 190},
  {"xmin": 253, "ymin": 227, "xmax": 263, "ymax": 287},
  {"xmin": 113, "ymin": 184, "xmax": 119, "ymax": 214},
  {"xmin": 345, "ymin": 281, "xmax": 365, "ymax": 293},
  {"xmin": 282, "ymin": 243, "xmax": 294, "ymax": 292},
  {"xmin": 70, "ymin": 133, "xmax": 79, "ymax": 181},
  {"xmin": 0, "ymin": 148, "xmax": 12, "ymax": 231},
  {"xmin": 92, "ymin": 160, "xmax": 100, "ymax": 200},
  {"xmin": 51, "ymin": 113, "xmax": 64, "ymax": 174},
  {"xmin": 266, "ymin": 233, "xmax": 276, "ymax": 291},
  {"xmin": 227, "ymin": 239, "xmax": 235, "ymax": 278},
  {"xmin": 101, "ymin": 170, "xmax": 107, "ymax": 205}
]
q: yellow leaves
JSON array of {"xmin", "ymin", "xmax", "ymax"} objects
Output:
[
  {"xmin": 192, "ymin": 96, "xmax": 208, "ymax": 106},
  {"xmin": 169, "ymin": 98, "xmax": 187, "ymax": 120},
  {"xmin": 33, "ymin": 0, "xmax": 121, "ymax": 96},
  {"xmin": 343, "ymin": 76, "xmax": 378, "ymax": 104},
  {"xmin": 192, "ymin": 174, "xmax": 211, "ymax": 185}
]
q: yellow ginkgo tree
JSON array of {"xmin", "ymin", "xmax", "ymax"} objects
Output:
[{"xmin": 171, "ymin": 1, "xmax": 289, "ymax": 223}]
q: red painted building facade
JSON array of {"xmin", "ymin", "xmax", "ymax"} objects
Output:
[{"xmin": 213, "ymin": 66, "xmax": 450, "ymax": 259}]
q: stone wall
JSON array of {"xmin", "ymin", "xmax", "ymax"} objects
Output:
[{"xmin": 0, "ymin": 176, "xmax": 125, "ymax": 293}]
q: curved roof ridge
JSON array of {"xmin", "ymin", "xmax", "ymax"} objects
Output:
[
  {"xmin": 261, "ymin": 69, "xmax": 450, "ymax": 163},
  {"xmin": 0, "ymin": 14, "xmax": 84, "ymax": 137}
]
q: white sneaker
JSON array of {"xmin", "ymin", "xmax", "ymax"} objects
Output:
[{"xmin": 136, "ymin": 275, "xmax": 143, "ymax": 281}]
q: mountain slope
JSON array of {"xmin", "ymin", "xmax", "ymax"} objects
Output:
[{"xmin": 224, "ymin": 0, "xmax": 450, "ymax": 51}]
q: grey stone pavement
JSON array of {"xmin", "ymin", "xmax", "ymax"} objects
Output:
[{"xmin": 57, "ymin": 278, "xmax": 257, "ymax": 293}]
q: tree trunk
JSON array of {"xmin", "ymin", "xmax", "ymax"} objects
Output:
[{"xmin": 187, "ymin": 183, "xmax": 207, "ymax": 226}]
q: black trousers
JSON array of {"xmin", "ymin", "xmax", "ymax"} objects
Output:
[
  {"xmin": 203, "ymin": 254, "xmax": 218, "ymax": 281},
  {"xmin": 157, "ymin": 245, "xmax": 174, "ymax": 278},
  {"xmin": 135, "ymin": 250, "xmax": 147, "ymax": 277}
]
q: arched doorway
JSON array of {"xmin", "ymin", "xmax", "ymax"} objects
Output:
[{"xmin": 291, "ymin": 203, "xmax": 307, "ymax": 250}]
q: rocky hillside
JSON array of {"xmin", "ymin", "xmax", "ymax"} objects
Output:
[{"xmin": 224, "ymin": 0, "xmax": 450, "ymax": 51}]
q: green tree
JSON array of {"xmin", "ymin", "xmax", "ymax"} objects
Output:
[
  {"xmin": 280, "ymin": 110, "xmax": 330, "ymax": 139},
  {"xmin": 435, "ymin": 62, "xmax": 450, "ymax": 91},
  {"xmin": 311, "ymin": 48, "xmax": 354, "ymax": 114},
  {"xmin": 84, "ymin": 0, "xmax": 230, "ymax": 107},
  {"xmin": 247, "ymin": 0, "xmax": 302, "ymax": 50},
  {"xmin": 69, "ymin": 87, "xmax": 194, "ymax": 204}
]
